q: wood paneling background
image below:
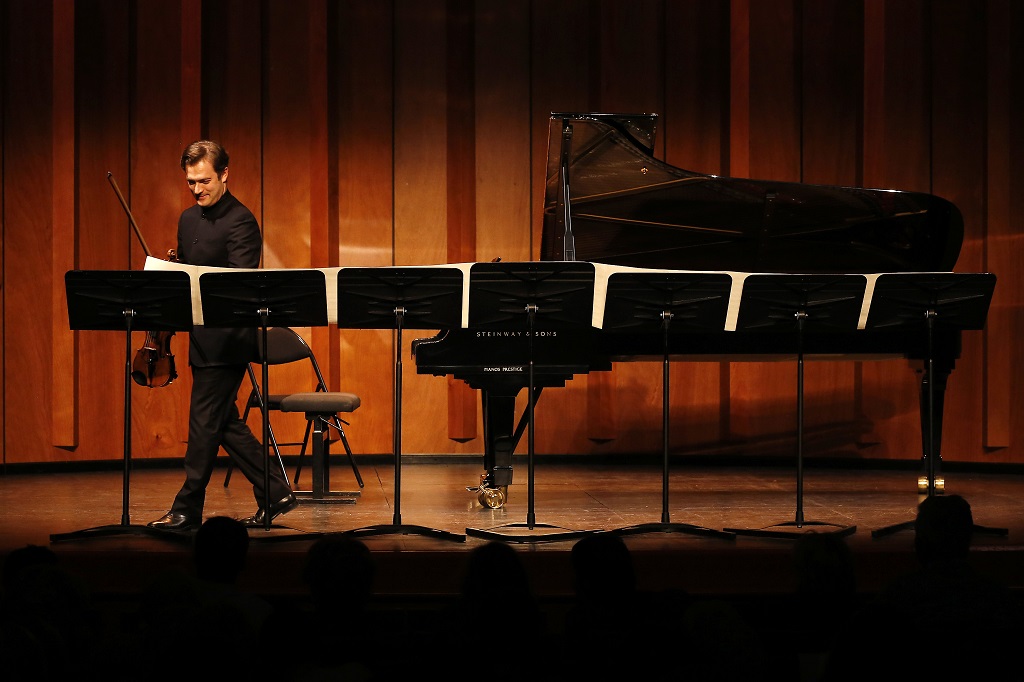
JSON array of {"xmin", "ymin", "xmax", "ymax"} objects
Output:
[{"xmin": 2, "ymin": 0, "xmax": 1021, "ymax": 467}]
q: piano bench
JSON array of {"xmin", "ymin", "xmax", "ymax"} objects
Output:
[{"xmin": 279, "ymin": 392, "xmax": 362, "ymax": 504}]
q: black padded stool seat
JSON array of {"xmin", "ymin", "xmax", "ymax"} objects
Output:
[{"xmin": 279, "ymin": 392, "xmax": 362, "ymax": 504}]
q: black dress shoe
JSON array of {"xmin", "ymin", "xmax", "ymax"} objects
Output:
[
  {"xmin": 241, "ymin": 493, "xmax": 299, "ymax": 528},
  {"xmin": 147, "ymin": 512, "xmax": 200, "ymax": 531}
]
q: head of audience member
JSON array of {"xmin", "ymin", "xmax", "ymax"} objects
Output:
[
  {"xmin": 914, "ymin": 494, "xmax": 974, "ymax": 565},
  {"xmin": 303, "ymin": 535, "xmax": 376, "ymax": 613},
  {"xmin": 460, "ymin": 540, "xmax": 537, "ymax": 610},
  {"xmin": 570, "ymin": 531, "xmax": 636, "ymax": 602},
  {"xmin": 1, "ymin": 544, "xmax": 59, "ymax": 598},
  {"xmin": 194, "ymin": 516, "xmax": 250, "ymax": 584},
  {"xmin": 792, "ymin": 531, "xmax": 856, "ymax": 597}
]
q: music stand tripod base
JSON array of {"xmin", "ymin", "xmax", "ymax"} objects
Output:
[
  {"xmin": 610, "ymin": 522, "xmax": 735, "ymax": 541},
  {"xmin": 462, "ymin": 261, "xmax": 601, "ymax": 544},
  {"xmin": 723, "ymin": 274, "xmax": 864, "ymax": 541},
  {"xmin": 340, "ymin": 523, "xmax": 465, "ymax": 542},
  {"xmin": 199, "ymin": 269, "xmax": 331, "ymax": 540},
  {"xmin": 335, "ymin": 266, "xmax": 468, "ymax": 543},
  {"xmin": 466, "ymin": 522, "xmax": 601, "ymax": 544},
  {"xmin": 53, "ymin": 270, "xmax": 195, "ymax": 545},
  {"xmin": 724, "ymin": 521, "xmax": 857, "ymax": 540},
  {"xmin": 600, "ymin": 270, "xmax": 736, "ymax": 542},
  {"xmin": 866, "ymin": 273, "xmax": 1005, "ymax": 539}
]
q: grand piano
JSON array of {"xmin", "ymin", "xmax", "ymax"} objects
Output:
[{"xmin": 414, "ymin": 112, "xmax": 973, "ymax": 507}]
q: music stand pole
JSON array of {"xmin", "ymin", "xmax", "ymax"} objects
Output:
[
  {"xmin": 333, "ymin": 266, "xmax": 466, "ymax": 542},
  {"xmin": 869, "ymin": 273, "xmax": 1006, "ymax": 538},
  {"xmin": 724, "ymin": 274, "xmax": 863, "ymax": 539},
  {"xmin": 600, "ymin": 270, "xmax": 735, "ymax": 539},
  {"xmin": 465, "ymin": 261, "xmax": 599, "ymax": 543},
  {"xmin": 51, "ymin": 270, "xmax": 193, "ymax": 543},
  {"xmin": 259, "ymin": 308, "xmax": 271, "ymax": 530},
  {"xmin": 199, "ymin": 269, "xmax": 330, "ymax": 540},
  {"xmin": 393, "ymin": 305, "xmax": 406, "ymax": 526},
  {"xmin": 525, "ymin": 304, "xmax": 539, "ymax": 528}
]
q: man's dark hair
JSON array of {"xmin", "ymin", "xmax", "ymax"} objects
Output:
[{"xmin": 180, "ymin": 140, "xmax": 229, "ymax": 174}]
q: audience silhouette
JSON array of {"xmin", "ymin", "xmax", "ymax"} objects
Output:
[
  {"xmin": 6, "ymin": 491, "xmax": 1022, "ymax": 682},
  {"xmin": 294, "ymin": 534, "xmax": 379, "ymax": 681},
  {"xmin": 0, "ymin": 544, "xmax": 104, "ymax": 679},
  {"xmin": 821, "ymin": 494, "xmax": 1022, "ymax": 682}
]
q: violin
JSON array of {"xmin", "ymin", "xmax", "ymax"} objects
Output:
[
  {"xmin": 130, "ymin": 247, "xmax": 180, "ymax": 387},
  {"xmin": 108, "ymin": 172, "xmax": 179, "ymax": 388}
]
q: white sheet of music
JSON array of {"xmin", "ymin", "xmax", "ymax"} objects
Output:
[{"xmin": 145, "ymin": 256, "xmax": 954, "ymax": 332}]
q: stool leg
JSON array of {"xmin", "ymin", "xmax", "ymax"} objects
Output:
[{"xmin": 311, "ymin": 414, "xmax": 327, "ymax": 500}]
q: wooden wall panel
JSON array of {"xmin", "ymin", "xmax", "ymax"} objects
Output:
[
  {"xmin": 0, "ymin": 0, "xmax": 6, "ymax": 461},
  {"xmin": 663, "ymin": 0, "xmax": 730, "ymax": 451},
  {"xmin": 52, "ymin": 1, "xmax": 77, "ymax": 449},
  {"xmin": 582, "ymin": 0, "xmax": 668, "ymax": 456},
  {"xmin": 443, "ymin": 0, "xmax": 477, "ymax": 442},
  {"xmin": 335, "ymin": 1, "xmax": 394, "ymax": 456},
  {"xmin": 393, "ymin": 0, "xmax": 459, "ymax": 455},
  {"xmin": 255, "ymin": 2, "xmax": 325, "ymax": 441},
  {"xmin": 1008, "ymin": 2, "xmax": 1024, "ymax": 455},
  {"xmin": 729, "ymin": 0, "xmax": 801, "ymax": 447},
  {"xmin": 129, "ymin": 2, "xmax": 194, "ymax": 459},
  {"xmin": 5, "ymin": 1, "xmax": 56, "ymax": 462},
  {"xmin": 76, "ymin": 1, "xmax": 135, "ymax": 464},
  {"xmin": 931, "ymin": 0, "xmax": 989, "ymax": 464},
  {"xmin": 3, "ymin": 0, "xmax": 1024, "ymax": 466},
  {"xmin": 799, "ymin": 0, "xmax": 863, "ymax": 454},
  {"xmin": 983, "ymin": 0, "xmax": 1024, "ymax": 454},
  {"xmin": 531, "ymin": 1, "xmax": 605, "ymax": 452},
  {"xmin": 860, "ymin": 0, "xmax": 933, "ymax": 460}
]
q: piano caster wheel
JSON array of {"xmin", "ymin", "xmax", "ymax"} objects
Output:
[
  {"xmin": 478, "ymin": 485, "xmax": 507, "ymax": 509},
  {"xmin": 917, "ymin": 476, "xmax": 945, "ymax": 494}
]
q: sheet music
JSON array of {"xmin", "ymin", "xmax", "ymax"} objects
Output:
[
  {"xmin": 592, "ymin": 262, "xmax": 748, "ymax": 330},
  {"xmin": 144, "ymin": 256, "xmax": 475, "ymax": 328},
  {"xmin": 146, "ymin": 256, "xmax": 959, "ymax": 332}
]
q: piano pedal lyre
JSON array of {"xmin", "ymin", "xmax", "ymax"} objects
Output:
[
  {"xmin": 466, "ymin": 473, "xmax": 507, "ymax": 509},
  {"xmin": 917, "ymin": 475, "xmax": 945, "ymax": 494}
]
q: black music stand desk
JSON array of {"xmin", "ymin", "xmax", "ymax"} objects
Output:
[
  {"xmin": 334, "ymin": 266, "xmax": 466, "ymax": 542},
  {"xmin": 867, "ymin": 272, "xmax": 1005, "ymax": 539},
  {"xmin": 601, "ymin": 270, "xmax": 736, "ymax": 540},
  {"xmin": 199, "ymin": 269, "xmax": 329, "ymax": 538},
  {"xmin": 51, "ymin": 270, "xmax": 193, "ymax": 543},
  {"xmin": 465, "ymin": 261, "xmax": 600, "ymax": 543},
  {"xmin": 723, "ymin": 274, "xmax": 864, "ymax": 539}
]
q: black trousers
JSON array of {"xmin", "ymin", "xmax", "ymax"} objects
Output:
[{"xmin": 170, "ymin": 364, "xmax": 291, "ymax": 517}]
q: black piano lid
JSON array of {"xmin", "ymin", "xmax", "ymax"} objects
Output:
[{"xmin": 541, "ymin": 113, "xmax": 963, "ymax": 275}]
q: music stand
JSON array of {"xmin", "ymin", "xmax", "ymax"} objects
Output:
[
  {"xmin": 723, "ymin": 274, "xmax": 864, "ymax": 539},
  {"xmin": 465, "ymin": 261, "xmax": 599, "ymax": 542},
  {"xmin": 867, "ymin": 273, "xmax": 1006, "ymax": 538},
  {"xmin": 334, "ymin": 266, "xmax": 466, "ymax": 542},
  {"xmin": 601, "ymin": 271, "xmax": 736, "ymax": 540},
  {"xmin": 199, "ymin": 269, "xmax": 327, "ymax": 536},
  {"xmin": 51, "ymin": 270, "xmax": 193, "ymax": 543}
]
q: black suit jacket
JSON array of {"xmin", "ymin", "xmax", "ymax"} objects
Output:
[{"xmin": 177, "ymin": 190, "xmax": 261, "ymax": 367}]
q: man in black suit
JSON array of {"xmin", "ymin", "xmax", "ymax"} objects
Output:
[{"xmin": 148, "ymin": 140, "xmax": 296, "ymax": 531}]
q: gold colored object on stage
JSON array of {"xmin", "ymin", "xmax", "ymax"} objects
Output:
[
  {"xmin": 467, "ymin": 473, "xmax": 507, "ymax": 509},
  {"xmin": 918, "ymin": 476, "xmax": 945, "ymax": 494},
  {"xmin": 478, "ymin": 485, "xmax": 506, "ymax": 509}
]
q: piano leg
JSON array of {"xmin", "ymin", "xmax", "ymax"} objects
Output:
[
  {"xmin": 917, "ymin": 361, "xmax": 949, "ymax": 495},
  {"xmin": 482, "ymin": 389, "xmax": 516, "ymax": 489},
  {"xmin": 472, "ymin": 386, "xmax": 542, "ymax": 508}
]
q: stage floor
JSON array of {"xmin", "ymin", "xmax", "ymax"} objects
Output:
[{"xmin": 3, "ymin": 457, "xmax": 1024, "ymax": 600}]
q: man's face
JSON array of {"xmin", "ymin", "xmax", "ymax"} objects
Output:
[{"xmin": 185, "ymin": 159, "xmax": 228, "ymax": 208}]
